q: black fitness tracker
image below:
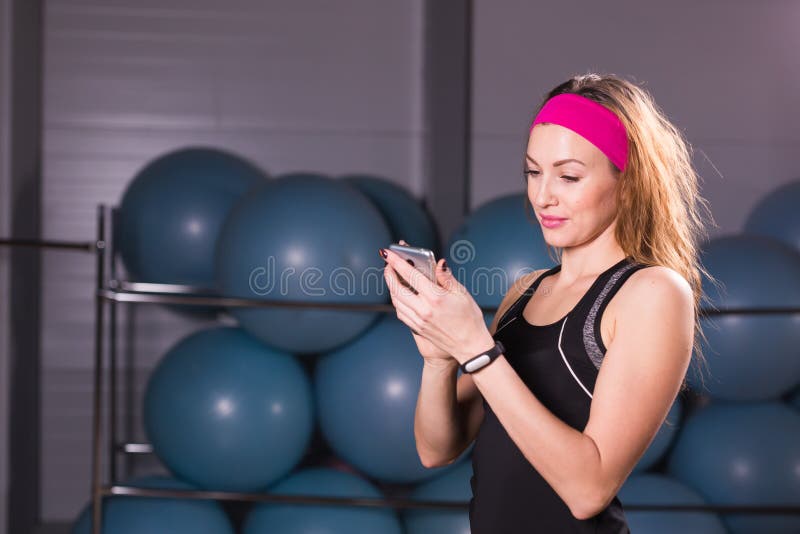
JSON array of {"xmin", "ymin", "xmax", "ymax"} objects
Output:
[{"xmin": 460, "ymin": 339, "xmax": 506, "ymax": 374}]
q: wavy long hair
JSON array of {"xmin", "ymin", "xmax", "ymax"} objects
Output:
[{"xmin": 524, "ymin": 73, "xmax": 719, "ymax": 390}]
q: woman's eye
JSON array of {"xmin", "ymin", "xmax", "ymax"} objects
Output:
[{"xmin": 523, "ymin": 170, "xmax": 578, "ymax": 183}]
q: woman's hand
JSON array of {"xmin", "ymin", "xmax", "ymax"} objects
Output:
[
  {"xmin": 381, "ymin": 242, "xmax": 495, "ymax": 365},
  {"xmin": 410, "ymin": 325, "xmax": 454, "ymax": 366},
  {"xmin": 388, "ymin": 241, "xmax": 452, "ymax": 365}
]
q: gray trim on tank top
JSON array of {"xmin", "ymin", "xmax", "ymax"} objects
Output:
[{"xmin": 581, "ymin": 262, "xmax": 639, "ymax": 369}]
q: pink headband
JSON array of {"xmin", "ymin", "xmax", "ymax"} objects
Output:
[{"xmin": 530, "ymin": 93, "xmax": 629, "ymax": 172}]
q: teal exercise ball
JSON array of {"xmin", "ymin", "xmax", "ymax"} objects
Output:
[
  {"xmin": 618, "ymin": 474, "xmax": 727, "ymax": 534},
  {"xmin": 632, "ymin": 397, "xmax": 683, "ymax": 473},
  {"xmin": 744, "ymin": 180, "xmax": 800, "ymax": 252},
  {"xmin": 687, "ymin": 235, "xmax": 800, "ymax": 399},
  {"xmin": 215, "ymin": 173, "xmax": 391, "ymax": 354},
  {"xmin": 445, "ymin": 194, "xmax": 554, "ymax": 308},
  {"xmin": 342, "ymin": 174, "xmax": 439, "ymax": 252},
  {"xmin": 790, "ymin": 387, "xmax": 800, "ymax": 412},
  {"xmin": 404, "ymin": 460, "xmax": 473, "ymax": 534},
  {"xmin": 315, "ymin": 315, "xmax": 469, "ymax": 483},
  {"xmin": 667, "ymin": 402, "xmax": 800, "ymax": 534},
  {"xmin": 117, "ymin": 146, "xmax": 266, "ymax": 287},
  {"xmin": 72, "ymin": 476, "xmax": 234, "ymax": 534},
  {"xmin": 143, "ymin": 327, "xmax": 314, "ymax": 491},
  {"xmin": 242, "ymin": 467, "xmax": 403, "ymax": 534}
]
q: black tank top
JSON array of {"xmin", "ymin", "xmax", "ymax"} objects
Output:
[{"xmin": 469, "ymin": 256, "xmax": 650, "ymax": 534}]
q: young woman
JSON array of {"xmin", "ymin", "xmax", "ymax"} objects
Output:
[{"xmin": 381, "ymin": 73, "xmax": 714, "ymax": 533}]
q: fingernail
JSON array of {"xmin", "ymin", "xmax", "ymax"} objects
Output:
[
  {"xmin": 442, "ymin": 259, "xmax": 448, "ymax": 271},
  {"xmin": 379, "ymin": 248, "xmax": 387, "ymax": 259}
]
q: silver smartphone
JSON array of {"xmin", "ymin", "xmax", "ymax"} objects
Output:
[{"xmin": 388, "ymin": 243, "xmax": 437, "ymax": 283}]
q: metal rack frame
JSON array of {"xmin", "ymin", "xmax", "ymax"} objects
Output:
[{"xmin": 3, "ymin": 204, "xmax": 800, "ymax": 533}]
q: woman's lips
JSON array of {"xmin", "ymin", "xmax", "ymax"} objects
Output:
[{"xmin": 540, "ymin": 216, "xmax": 567, "ymax": 229}]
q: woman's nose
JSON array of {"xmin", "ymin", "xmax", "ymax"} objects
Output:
[{"xmin": 533, "ymin": 175, "xmax": 556, "ymax": 207}]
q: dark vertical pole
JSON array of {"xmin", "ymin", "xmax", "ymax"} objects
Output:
[
  {"xmin": 423, "ymin": 0, "xmax": 473, "ymax": 253},
  {"xmin": 6, "ymin": 0, "xmax": 43, "ymax": 533},
  {"xmin": 91, "ymin": 206, "xmax": 106, "ymax": 534},
  {"xmin": 108, "ymin": 209, "xmax": 118, "ymax": 486}
]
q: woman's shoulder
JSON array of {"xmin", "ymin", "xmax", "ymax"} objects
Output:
[{"xmin": 618, "ymin": 264, "xmax": 693, "ymax": 310}]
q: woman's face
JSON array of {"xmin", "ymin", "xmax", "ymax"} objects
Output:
[{"xmin": 525, "ymin": 123, "xmax": 620, "ymax": 249}]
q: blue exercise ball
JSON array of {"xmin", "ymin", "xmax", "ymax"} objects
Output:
[
  {"xmin": 744, "ymin": 180, "xmax": 800, "ymax": 252},
  {"xmin": 618, "ymin": 474, "xmax": 727, "ymax": 534},
  {"xmin": 667, "ymin": 401, "xmax": 800, "ymax": 534},
  {"xmin": 790, "ymin": 387, "xmax": 800, "ymax": 412},
  {"xmin": 215, "ymin": 173, "xmax": 391, "ymax": 354},
  {"xmin": 445, "ymin": 193, "xmax": 554, "ymax": 308},
  {"xmin": 242, "ymin": 467, "xmax": 403, "ymax": 534},
  {"xmin": 143, "ymin": 327, "xmax": 314, "ymax": 491},
  {"xmin": 117, "ymin": 147, "xmax": 266, "ymax": 287},
  {"xmin": 687, "ymin": 235, "xmax": 800, "ymax": 399},
  {"xmin": 342, "ymin": 174, "xmax": 439, "ymax": 252},
  {"xmin": 315, "ymin": 315, "xmax": 469, "ymax": 483},
  {"xmin": 72, "ymin": 476, "xmax": 234, "ymax": 534},
  {"xmin": 403, "ymin": 460, "xmax": 472, "ymax": 534},
  {"xmin": 633, "ymin": 397, "xmax": 683, "ymax": 473}
]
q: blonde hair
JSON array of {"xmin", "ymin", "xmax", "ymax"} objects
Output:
[{"xmin": 524, "ymin": 72, "xmax": 719, "ymax": 391}]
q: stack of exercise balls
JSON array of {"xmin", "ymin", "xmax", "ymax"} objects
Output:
[
  {"xmin": 654, "ymin": 179, "xmax": 800, "ymax": 534},
  {"xmin": 77, "ymin": 145, "xmax": 461, "ymax": 532}
]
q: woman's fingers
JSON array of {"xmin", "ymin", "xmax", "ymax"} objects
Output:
[
  {"xmin": 382, "ymin": 247, "xmax": 437, "ymax": 296},
  {"xmin": 392, "ymin": 297, "xmax": 421, "ymax": 325},
  {"xmin": 384, "ymin": 262, "xmax": 419, "ymax": 298}
]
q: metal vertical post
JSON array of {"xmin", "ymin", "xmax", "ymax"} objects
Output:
[
  {"xmin": 423, "ymin": 0, "xmax": 473, "ymax": 248},
  {"xmin": 90, "ymin": 205, "xmax": 107, "ymax": 534},
  {"xmin": 108, "ymin": 208, "xmax": 118, "ymax": 485}
]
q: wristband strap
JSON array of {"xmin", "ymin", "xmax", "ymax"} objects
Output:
[{"xmin": 460, "ymin": 339, "xmax": 505, "ymax": 374}]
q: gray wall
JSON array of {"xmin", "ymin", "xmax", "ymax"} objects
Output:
[
  {"xmin": 471, "ymin": 0, "xmax": 800, "ymax": 236},
  {"xmin": 40, "ymin": 0, "xmax": 426, "ymax": 522},
  {"xmin": 0, "ymin": 0, "xmax": 10, "ymax": 530}
]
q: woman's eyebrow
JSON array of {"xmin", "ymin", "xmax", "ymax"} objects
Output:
[{"xmin": 525, "ymin": 155, "xmax": 586, "ymax": 167}]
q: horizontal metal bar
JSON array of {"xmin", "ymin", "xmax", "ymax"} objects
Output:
[
  {"xmin": 0, "ymin": 237, "xmax": 97, "ymax": 252},
  {"xmin": 106, "ymin": 485, "xmax": 467, "ymax": 511},
  {"xmin": 98, "ymin": 288, "xmax": 398, "ymax": 311},
  {"xmin": 102, "ymin": 485, "xmax": 800, "ymax": 514},
  {"xmin": 111, "ymin": 280, "xmax": 215, "ymax": 294},
  {"xmin": 622, "ymin": 504, "xmax": 800, "ymax": 515},
  {"xmin": 701, "ymin": 306, "xmax": 800, "ymax": 316},
  {"xmin": 118, "ymin": 443, "xmax": 153, "ymax": 454},
  {"xmin": 97, "ymin": 287, "xmax": 800, "ymax": 316}
]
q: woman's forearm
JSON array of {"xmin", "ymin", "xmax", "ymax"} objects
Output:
[{"xmin": 414, "ymin": 359, "xmax": 467, "ymax": 467}]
